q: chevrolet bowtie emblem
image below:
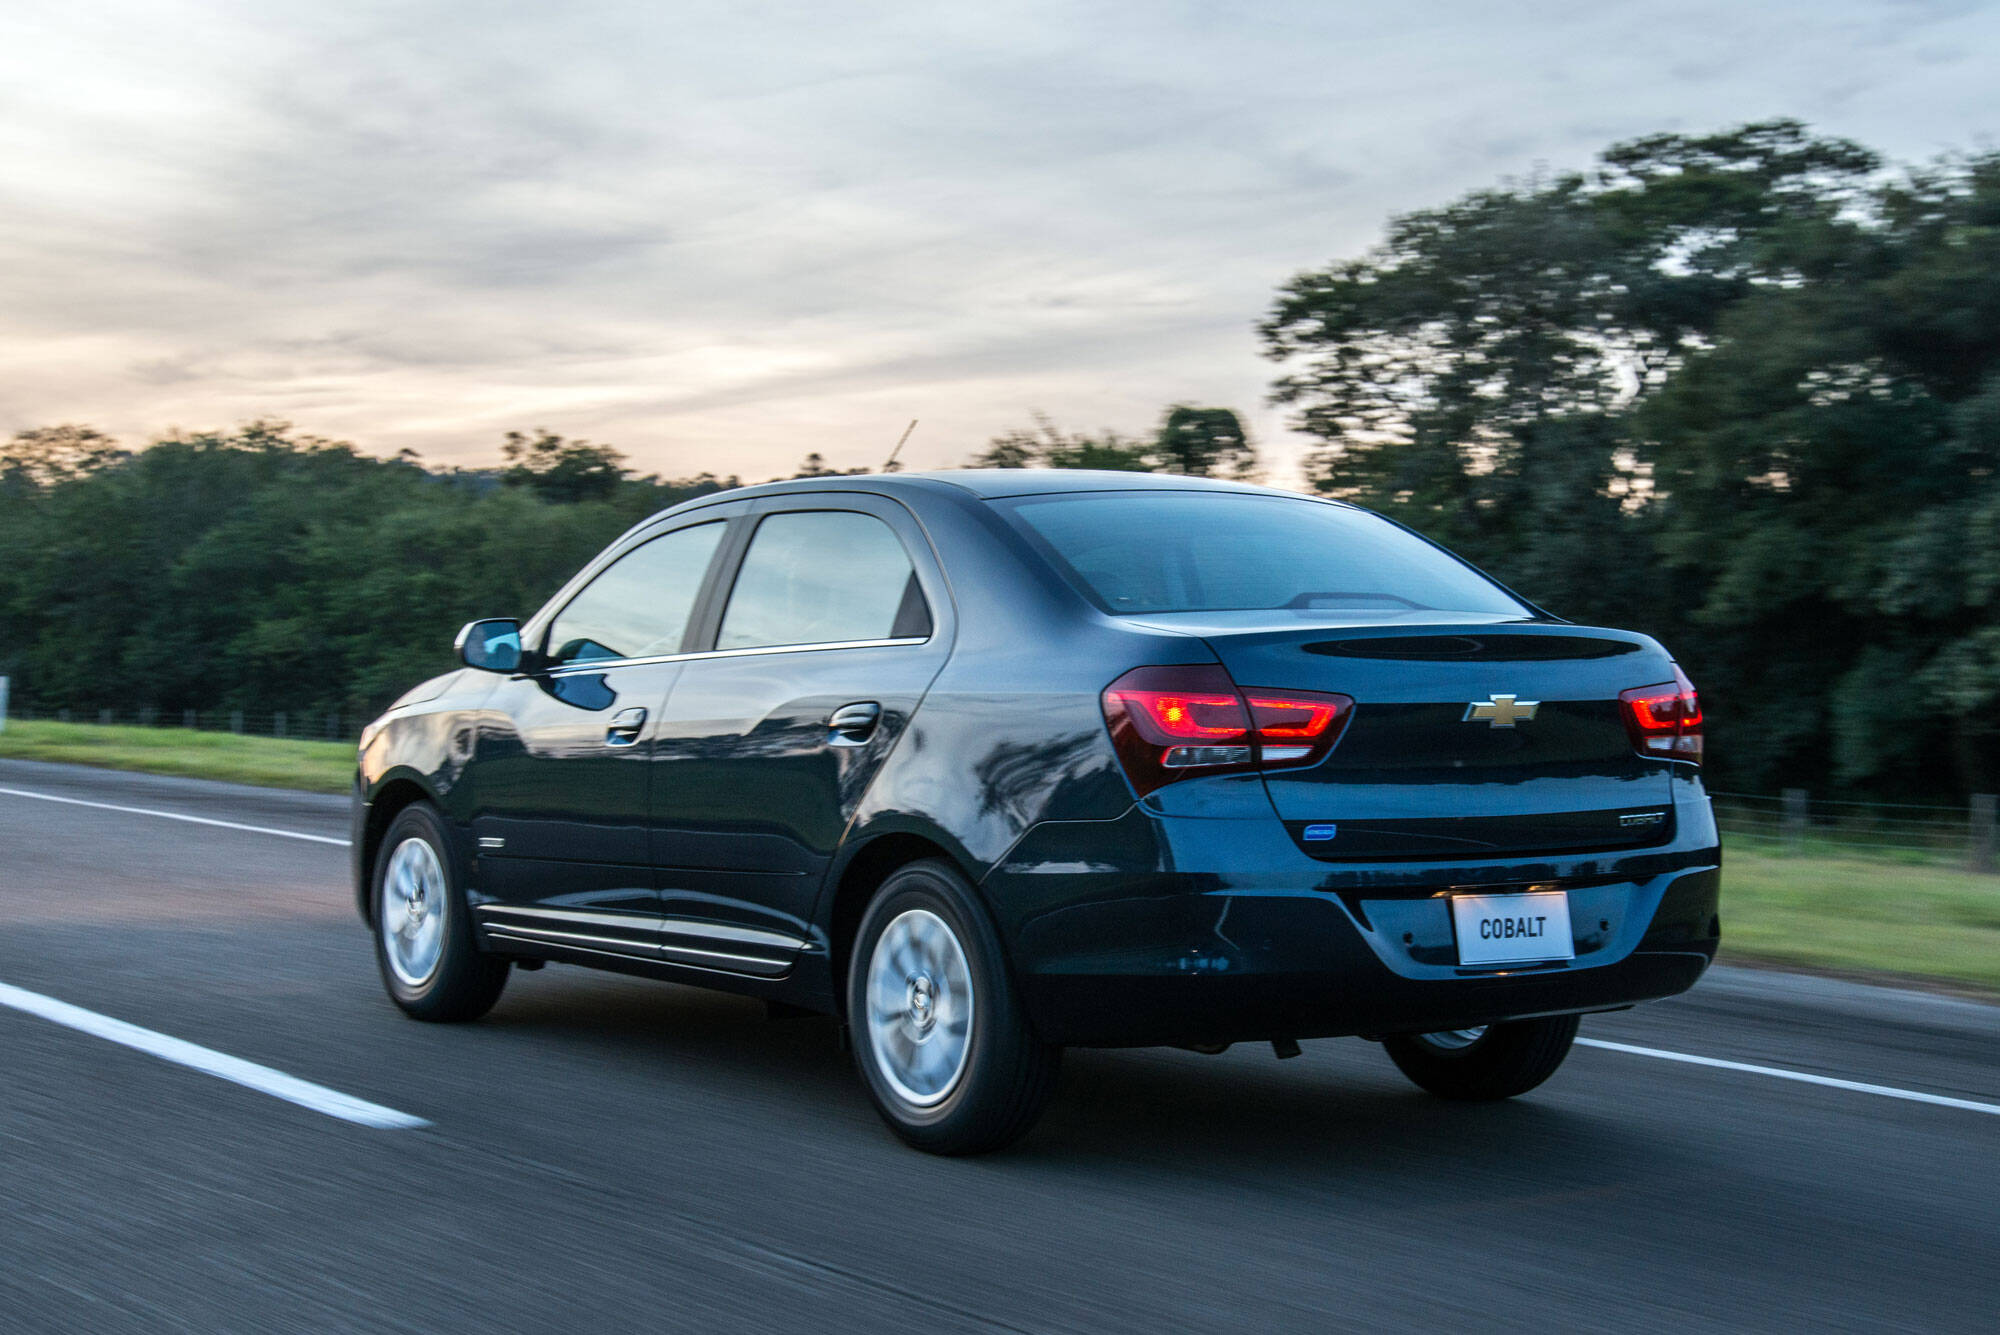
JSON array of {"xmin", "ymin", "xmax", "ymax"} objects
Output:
[{"xmin": 1464, "ymin": 694, "xmax": 1540, "ymax": 728}]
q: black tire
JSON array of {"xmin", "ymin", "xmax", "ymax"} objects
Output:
[
  {"xmin": 372, "ymin": 803, "xmax": 509, "ymax": 1022},
  {"xmin": 847, "ymin": 859, "xmax": 1060, "ymax": 1155},
  {"xmin": 1382, "ymin": 1014, "xmax": 1580, "ymax": 1101}
]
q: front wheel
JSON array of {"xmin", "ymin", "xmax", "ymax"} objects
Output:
[
  {"xmin": 373, "ymin": 803, "xmax": 509, "ymax": 1022},
  {"xmin": 847, "ymin": 860, "xmax": 1060, "ymax": 1155},
  {"xmin": 1382, "ymin": 1015, "xmax": 1580, "ymax": 1101}
]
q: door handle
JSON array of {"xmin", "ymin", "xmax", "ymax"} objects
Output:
[
  {"xmin": 605, "ymin": 706, "xmax": 647, "ymax": 747},
  {"xmin": 827, "ymin": 701, "xmax": 881, "ymax": 747}
]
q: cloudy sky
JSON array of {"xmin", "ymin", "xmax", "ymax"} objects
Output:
[{"xmin": 3, "ymin": 1, "xmax": 1997, "ymax": 483}]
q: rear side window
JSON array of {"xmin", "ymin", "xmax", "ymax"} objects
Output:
[
  {"xmin": 718, "ymin": 511, "xmax": 930, "ymax": 650},
  {"xmin": 1004, "ymin": 492, "xmax": 1528, "ymax": 616},
  {"xmin": 546, "ymin": 521, "xmax": 725, "ymax": 664}
]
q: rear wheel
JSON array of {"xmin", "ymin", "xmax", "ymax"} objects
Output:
[
  {"xmin": 847, "ymin": 860, "xmax": 1060, "ymax": 1155},
  {"xmin": 373, "ymin": 803, "xmax": 509, "ymax": 1022},
  {"xmin": 1382, "ymin": 1015, "xmax": 1579, "ymax": 1100}
]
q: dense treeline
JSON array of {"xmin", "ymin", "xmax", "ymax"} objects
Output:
[
  {"xmin": 1263, "ymin": 122, "xmax": 1999, "ymax": 799},
  {"xmin": 0, "ymin": 409, "xmax": 1257, "ymax": 730},
  {"xmin": 0, "ymin": 423, "xmax": 737, "ymax": 721},
  {"xmin": 2, "ymin": 121, "xmax": 1994, "ymax": 798}
]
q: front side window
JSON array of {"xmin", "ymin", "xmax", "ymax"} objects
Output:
[
  {"xmin": 1004, "ymin": 492, "xmax": 1529, "ymax": 616},
  {"xmin": 546, "ymin": 521, "xmax": 725, "ymax": 665},
  {"xmin": 717, "ymin": 511, "xmax": 929, "ymax": 650}
]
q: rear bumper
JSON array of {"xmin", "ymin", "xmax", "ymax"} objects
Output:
[{"xmin": 985, "ymin": 783, "xmax": 1720, "ymax": 1047}]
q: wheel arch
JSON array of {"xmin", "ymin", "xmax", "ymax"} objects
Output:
[
  {"xmin": 823, "ymin": 828, "xmax": 981, "ymax": 1016},
  {"xmin": 356, "ymin": 772, "xmax": 444, "ymax": 926}
]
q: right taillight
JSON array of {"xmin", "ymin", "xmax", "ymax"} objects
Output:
[
  {"xmin": 1620, "ymin": 664, "xmax": 1703, "ymax": 764},
  {"xmin": 1102, "ymin": 665, "xmax": 1352, "ymax": 796}
]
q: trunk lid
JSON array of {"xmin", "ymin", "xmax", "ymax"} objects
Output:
[{"xmin": 1132, "ymin": 614, "xmax": 1678, "ymax": 858}]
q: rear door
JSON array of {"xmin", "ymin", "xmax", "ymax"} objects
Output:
[{"xmin": 647, "ymin": 495, "xmax": 951, "ymax": 973}]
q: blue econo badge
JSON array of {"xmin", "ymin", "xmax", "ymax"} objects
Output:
[{"xmin": 1302, "ymin": 824, "xmax": 1338, "ymax": 842}]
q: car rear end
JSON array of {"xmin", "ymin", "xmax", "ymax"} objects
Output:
[{"xmin": 979, "ymin": 486, "xmax": 1719, "ymax": 1047}]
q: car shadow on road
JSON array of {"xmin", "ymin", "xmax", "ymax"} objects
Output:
[{"xmin": 479, "ymin": 968, "xmax": 1675, "ymax": 1199}]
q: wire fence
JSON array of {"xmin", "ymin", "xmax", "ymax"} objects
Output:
[
  {"xmin": 2, "ymin": 699, "xmax": 363, "ymax": 744},
  {"xmin": 1710, "ymin": 790, "xmax": 1997, "ymax": 873}
]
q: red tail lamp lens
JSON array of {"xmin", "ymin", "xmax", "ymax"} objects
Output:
[
  {"xmin": 1620, "ymin": 665, "xmax": 1703, "ymax": 764},
  {"xmin": 1244, "ymin": 694, "xmax": 1344, "ymax": 739},
  {"xmin": 1102, "ymin": 667, "xmax": 1352, "ymax": 795}
]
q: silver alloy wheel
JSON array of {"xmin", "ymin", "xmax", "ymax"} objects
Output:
[
  {"xmin": 1419, "ymin": 1026, "xmax": 1489, "ymax": 1052},
  {"xmin": 864, "ymin": 908, "xmax": 975, "ymax": 1108},
  {"xmin": 381, "ymin": 836, "xmax": 448, "ymax": 987}
]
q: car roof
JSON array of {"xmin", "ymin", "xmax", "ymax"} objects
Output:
[
  {"xmin": 688, "ymin": 468, "xmax": 1301, "ymax": 503},
  {"xmin": 635, "ymin": 468, "xmax": 1336, "ymax": 540},
  {"xmin": 889, "ymin": 468, "xmax": 1297, "ymax": 499}
]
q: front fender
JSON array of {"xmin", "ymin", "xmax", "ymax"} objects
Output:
[{"xmin": 353, "ymin": 673, "xmax": 498, "ymax": 924}]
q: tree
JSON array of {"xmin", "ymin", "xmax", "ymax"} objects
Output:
[
  {"xmin": 969, "ymin": 407, "xmax": 1256, "ymax": 474},
  {"xmin": 501, "ymin": 429, "xmax": 627, "ymax": 502},
  {"xmin": 1154, "ymin": 405, "xmax": 1253, "ymax": 477},
  {"xmin": 1, "ymin": 424, "xmax": 126, "ymax": 488},
  {"xmin": 1261, "ymin": 121, "xmax": 1996, "ymax": 797}
]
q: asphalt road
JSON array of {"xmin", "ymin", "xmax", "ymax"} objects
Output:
[{"xmin": 2, "ymin": 757, "xmax": 1995, "ymax": 1333}]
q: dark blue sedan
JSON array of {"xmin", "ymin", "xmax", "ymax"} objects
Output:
[{"xmin": 354, "ymin": 470, "xmax": 1719, "ymax": 1153}]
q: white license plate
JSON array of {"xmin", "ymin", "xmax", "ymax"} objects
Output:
[{"xmin": 1451, "ymin": 891, "xmax": 1575, "ymax": 966}]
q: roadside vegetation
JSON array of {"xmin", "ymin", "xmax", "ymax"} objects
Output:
[
  {"xmin": 0, "ymin": 719, "xmax": 353, "ymax": 794},
  {"xmin": 1721, "ymin": 850, "xmax": 2000, "ymax": 993}
]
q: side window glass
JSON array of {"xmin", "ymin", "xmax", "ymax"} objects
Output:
[
  {"xmin": 546, "ymin": 522, "xmax": 725, "ymax": 665},
  {"xmin": 717, "ymin": 511, "xmax": 930, "ymax": 651}
]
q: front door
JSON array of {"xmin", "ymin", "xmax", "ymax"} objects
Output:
[
  {"xmin": 467, "ymin": 517, "xmax": 731, "ymax": 955},
  {"xmin": 648, "ymin": 498, "xmax": 950, "ymax": 974}
]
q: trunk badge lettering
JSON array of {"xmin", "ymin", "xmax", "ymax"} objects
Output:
[
  {"xmin": 1464, "ymin": 695, "xmax": 1540, "ymax": 728},
  {"xmin": 1302, "ymin": 824, "xmax": 1338, "ymax": 841}
]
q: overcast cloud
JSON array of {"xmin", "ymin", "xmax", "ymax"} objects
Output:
[{"xmin": 2, "ymin": 0, "xmax": 1996, "ymax": 482}]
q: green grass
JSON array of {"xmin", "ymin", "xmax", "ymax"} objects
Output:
[
  {"xmin": 3, "ymin": 719, "xmax": 1996, "ymax": 992},
  {"xmin": 1720, "ymin": 849, "xmax": 2000, "ymax": 993},
  {"xmin": 0, "ymin": 718, "xmax": 354, "ymax": 794}
]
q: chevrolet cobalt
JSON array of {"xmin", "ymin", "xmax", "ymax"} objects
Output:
[{"xmin": 355, "ymin": 471, "xmax": 1719, "ymax": 1153}]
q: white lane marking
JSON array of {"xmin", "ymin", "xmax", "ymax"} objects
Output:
[
  {"xmin": 1576, "ymin": 1037, "xmax": 2000, "ymax": 1117},
  {"xmin": 0, "ymin": 786, "xmax": 348, "ymax": 846},
  {"xmin": 0, "ymin": 980, "xmax": 427, "ymax": 1129}
]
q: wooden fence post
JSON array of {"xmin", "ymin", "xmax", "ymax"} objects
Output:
[
  {"xmin": 1970, "ymin": 794, "xmax": 1997, "ymax": 875},
  {"xmin": 1782, "ymin": 788, "xmax": 1809, "ymax": 854}
]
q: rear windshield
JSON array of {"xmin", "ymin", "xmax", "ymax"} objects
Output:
[{"xmin": 1002, "ymin": 491, "xmax": 1530, "ymax": 616}]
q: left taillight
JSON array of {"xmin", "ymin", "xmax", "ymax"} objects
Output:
[
  {"xmin": 1619, "ymin": 664, "xmax": 1703, "ymax": 764},
  {"xmin": 1101, "ymin": 665, "xmax": 1352, "ymax": 796}
]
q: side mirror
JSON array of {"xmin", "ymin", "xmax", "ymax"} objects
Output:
[{"xmin": 455, "ymin": 619, "xmax": 523, "ymax": 672}]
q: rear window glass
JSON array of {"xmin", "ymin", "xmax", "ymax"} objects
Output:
[
  {"xmin": 1003, "ymin": 492, "xmax": 1527, "ymax": 616},
  {"xmin": 717, "ymin": 510, "xmax": 930, "ymax": 650}
]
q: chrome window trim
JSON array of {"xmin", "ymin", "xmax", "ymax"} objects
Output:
[{"xmin": 544, "ymin": 635, "xmax": 930, "ymax": 677}]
